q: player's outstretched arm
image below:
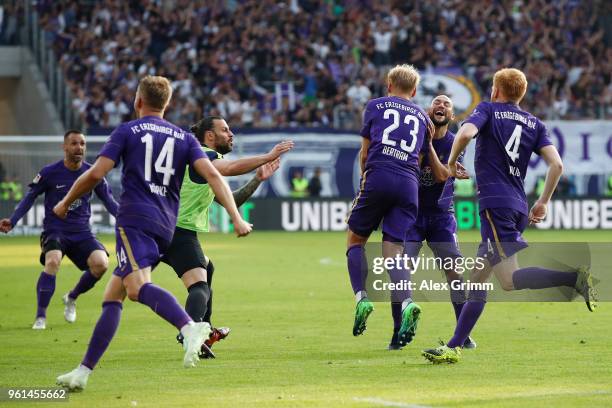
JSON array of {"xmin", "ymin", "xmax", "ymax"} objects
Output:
[
  {"xmin": 448, "ymin": 123, "xmax": 478, "ymax": 177},
  {"xmin": 529, "ymin": 145, "xmax": 563, "ymax": 224},
  {"xmin": 213, "ymin": 140, "xmax": 293, "ymax": 176},
  {"xmin": 1, "ymin": 177, "xmax": 45, "ymax": 232},
  {"xmin": 53, "ymin": 157, "xmax": 115, "ymax": 219},
  {"xmin": 215, "ymin": 158, "xmax": 281, "ymax": 207},
  {"xmin": 192, "ymin": 157, "xmax": 252, "ymax": 237}
]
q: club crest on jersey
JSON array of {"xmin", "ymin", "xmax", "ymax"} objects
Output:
[{"xmin": 420, "ymin": 166, "xmax": 435, "ymax": 186}]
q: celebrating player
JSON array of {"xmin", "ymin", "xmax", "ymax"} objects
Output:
[
  {"xmin": 345, "ymin": 64, "xmax": 440, "ymax": 345},
  {"xmin": 0, "ymin": 130, "xmax": 118, "ymax": 329},
  {"xmin": 54, "ymin": 76, "xmax": 252, "ymax": 391},
  {"xmin": 164, "ymin": 115, "xmax": 291, "ymax": 358},
  {"xmin": 422, "ymin": 68, "xmax": 598, "ymax": 364},
  {"xmin": 393, "ymin": 95, "xmax": 474, "ymax": 350}
]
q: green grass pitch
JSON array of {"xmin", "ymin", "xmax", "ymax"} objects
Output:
[{"xmin": 0, "ymin": 230, "xmax": 610, "ymax": 407}]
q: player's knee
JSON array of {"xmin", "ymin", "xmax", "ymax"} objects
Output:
[
  {"xmin": 45, "ymin": 256, "xmax": 61, "ymax": 274},
  {"xmin": 89, "ymin": 256, "xmax": 109, "ymax": 277},
  {"xmin": 126, "ymin": 287, "xmax": 140, "ymax": 302},
  {"xmin": 347, "ymin": 229, "xmax": 368, "ymax": 248},
  {"xmin": 499, "ymin": 279, "xmax": 514, "ymax": 291}
]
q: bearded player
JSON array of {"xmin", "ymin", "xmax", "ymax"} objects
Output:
[
  {"xmin": 164, "ymin": 116, "xmax": 292, "ymax": 358},
  {"xmin": 391, "ymin": 95, "xmax": 473, "ymax": 350},
  {"xmin": 0, "ymin": 130, "xmax": 118, "ymax": 329}
]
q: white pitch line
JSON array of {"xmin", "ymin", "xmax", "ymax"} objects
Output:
[{"xmin": 353, "ymin": 397, "xmax": 434, "ymax": 408}]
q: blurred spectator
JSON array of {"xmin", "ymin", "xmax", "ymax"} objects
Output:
[
  {"xmin": 10, "ymin": 0, "xmax": 610, "ymax": 130},
  {"xmin": 291, "ymin": 170, "xmax": 309, "ymax": 198},
  {"xmin": 104, "ymin": 94, "xmax": 130, "ymax": 127},
  {"xmin": 346, "ymin": 79, "xmax": 372, "ymax": 107},
  {"xmin": 308, "ymin": 168, "xmax": 322, "ymax": 197},
  {"xmin": 0, "ymin": 161, "xmax": 5, "ymax": 182}
]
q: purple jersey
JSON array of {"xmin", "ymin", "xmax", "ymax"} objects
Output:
[
  {"xmin": 99, "ymin": 115, "xmax": 206, "ymax": 240},
  {"xmin": 360, "ymin": 96, "xmax": 430, "ymax": 181},
  {"xmin": 419, "ymin": 130, "xmax": 461, "ymax": 214},
  {"xmin": 9, "ymin": 160, "xmax": 118, "ymax": 232},
  {"xmin": 465, "ymin": 101, "xmax": 552, "ymax": 215}
]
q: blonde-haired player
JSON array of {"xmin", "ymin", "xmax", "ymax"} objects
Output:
[
  {"xmin": 345, "ymin": 64, "xmax": 446, "ymax": 347},
  {"xmin": 422, "ymin": 68, "xmax": 597, "ymax": 364},
  {"xmin": 54, "ymin": 76, "xmax": 252, "ymax": 390}
]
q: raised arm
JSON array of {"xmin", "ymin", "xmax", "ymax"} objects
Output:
[
  {"xmin": 528, "ymin": 145, "xmax": 563, "ymax": 224},
  {"xmin": 1, "ymin": 177, "xmax": 45, "ymax": 233},
  {"xmin": 214, "ymin": 158, "xmax": 280, "ymax": 207},
  {"xmin": 213, "ymin": 141, "xmax": 293, "ymax": 176},
  {"xmin": 53, "ymin": 157, "xmax": 115, "ymax": 219},
  {"xmin": 192, "ymin": 157, "xmax": 252, "ymax": 237},
  {"xmin": 94, "ymin": 177, "xmax": 120, "ymax": 217}
]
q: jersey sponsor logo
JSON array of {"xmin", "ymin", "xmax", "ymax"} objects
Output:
[
  {"xmin": 56, "ymin": 184, "xmax": 66, "ymax": 189},
  {"xmin": 420, "ymin": 166, "xmax": 435, "ymax": 186}
]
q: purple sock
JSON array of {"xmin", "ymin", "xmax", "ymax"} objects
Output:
[
  {"xmin": 137, "ymin": 283, "xmax": 192, "ymax": 330},
  {"xmin": 82, "ymin": 301, "xmax": 122, "ymax": 370},
  {"xmin": 346, "ymin": 245, "xmax": 367, "ymax": 294},
  {"xmin": 388, "ymin": 264, "xmax": 412, "ymax": 303},
  {"xmin": 447, "ymin": 290, "xmax": 487, "ymax": 348},
  {"xmin": 448, "ymin": 277, "xmax": 466, "ymax": 321},
  {"xmin": 36, "ymin": 272, "xmax": 56, "ymax": 318},
  {"xmin": 391, "ymin": 302, "xmax": 402, "ymax": 330},
  {"xmin": 512, "ymin": 267, "xmax": 577, "ymax": 290},
  {"xmin": 69, "ymin": 270, "xmax": 100, "ymax": 300}
]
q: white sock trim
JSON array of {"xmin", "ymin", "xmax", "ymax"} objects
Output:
[
  {"xmin": 401, "ymin": 298, "xmax": 413, "ymax": 311},
  {"xmin": 355, "ymin": 290, "xmax": 368, "ymax": 303},
  {"xmin": 78, "ymin": 364, "xmax": 92, "ymax": 374}
]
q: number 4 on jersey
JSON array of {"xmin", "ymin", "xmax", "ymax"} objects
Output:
[{"xmin": 505, "ymin": 125, "xmax": 522, "ymax": 162}]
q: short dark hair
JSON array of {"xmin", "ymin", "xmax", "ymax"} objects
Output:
[
  {"xmin": 190, "ymin": 116, "xmax": 225, "ymax": 143},
  {"xmin": 63, "ymin": 129, "xmax": 83, "ymax": 140}
]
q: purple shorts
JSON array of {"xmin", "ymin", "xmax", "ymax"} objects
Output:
[
  {"xmin": 404, "ymin": 212, "xmax": 462, "ymax": 259},
  {"xmin": 113, "ymin": 226, "xmax": 171, "ymax": 278},
  {"xmin": 346, "ymin": 168, "xmax": 418, "ymax": 242},
  {"xmin": 40, "ymin": 230, "xmax": 106, "ymax": 271},
  {"xmin": 477, "ymin": 208, "xmax": 528, "ymax": 266}
]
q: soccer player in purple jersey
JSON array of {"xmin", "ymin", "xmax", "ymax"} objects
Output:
[
  {"xmin": 0, "ymin": 131, "xmax": 118, "ymax": 329},
  {"xmin": 346, "ymin": 64, "xmax": 442, "ymax": 346},
  {"xmin": 395, "ymin": 95, "xmax": 475, "ymax": 350},
  {"xmin": 422, "ymin": 68, "xmax": 597, "ymax": 364},
  {"xmin": 53, "ymin": 76, "xmax": 252, "ymax": 391}
]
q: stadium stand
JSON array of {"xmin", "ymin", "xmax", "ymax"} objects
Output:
[{"xmin": 2, "ymin": 0, "xmax": 611, "ymax": 131}]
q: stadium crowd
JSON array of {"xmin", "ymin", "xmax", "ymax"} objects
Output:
[{"xmin": 8, "ymin": 0, "xmax": 612, "ymax": 129}]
